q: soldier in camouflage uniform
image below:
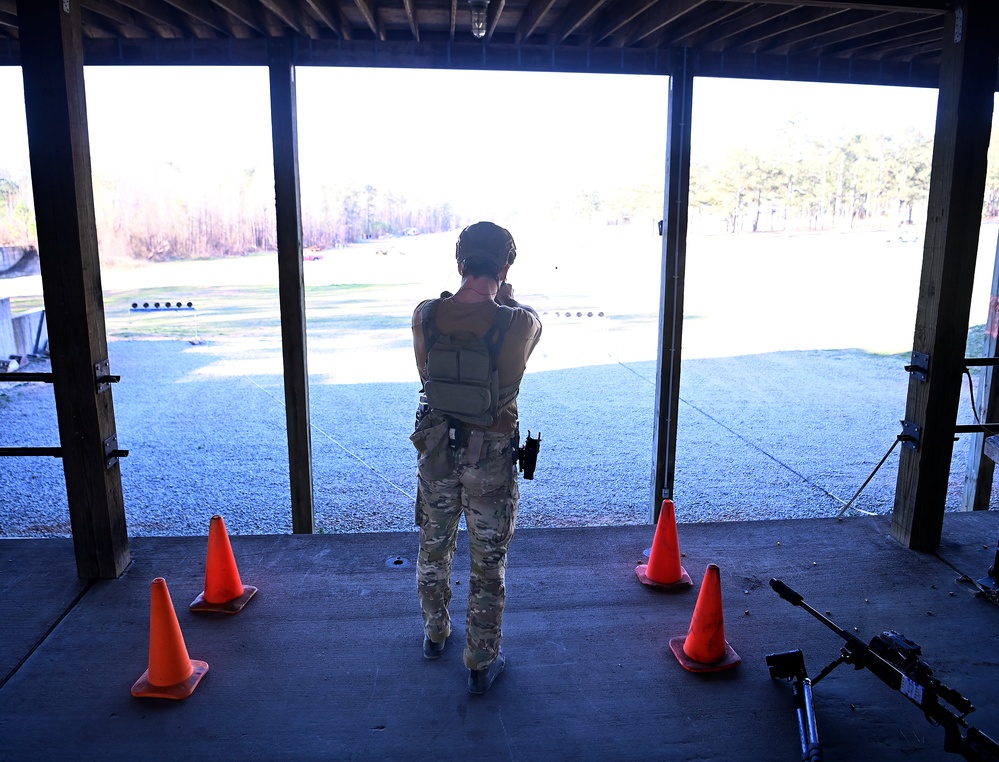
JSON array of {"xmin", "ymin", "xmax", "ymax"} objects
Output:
[{"xmin": 411, "ymin": 222, "xmax": 542, "ymax": 695}]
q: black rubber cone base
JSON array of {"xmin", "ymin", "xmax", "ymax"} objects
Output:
[
  {"xmin": 635, "ymin": 564, "xmax": 693, "ymax": 589},
  {"xmin": 190, "ymin": 584, "xmax": 257, "ymax": 614},
  {"xmin": 669, "ymin": 635, "xmax": 741, "ymax": 673}
]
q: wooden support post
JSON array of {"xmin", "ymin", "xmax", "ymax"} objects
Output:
[
  {"xmin": 961, "ymin": 233, "xmax": 999, "ymax": 511},
  {"xmin": 16, "ymin": 0, "xmax": 129, "ymax": 578},
  {"xmin": 269, "ymin": 39, "xmax": 315, "ymax": 534},
  {"xmin": 651, "ymin": 49, "xmax": 693, "ymax": 523},
  {"xmin": 892, "ymin": 0, "xmax": 999, "ymax": 549}
]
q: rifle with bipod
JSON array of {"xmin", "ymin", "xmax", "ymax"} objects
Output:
[{"xmin": 768, "ymin": 578, "xmax": 999, "ymax": 762}]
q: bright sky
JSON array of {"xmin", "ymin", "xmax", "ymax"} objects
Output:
[{"xmin": 0, "ymin": 65, "xmax": 941, "ymax": 217}]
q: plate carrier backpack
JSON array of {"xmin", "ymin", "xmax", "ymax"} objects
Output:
[{"xmin": 421, "ymin": 299, "xmax": 516, "ymax": 427}]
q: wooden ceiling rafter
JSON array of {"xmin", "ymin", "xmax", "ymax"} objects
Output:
[
  {"xmin": 81, "ymin": 20, "xmax": 119, "ymax": 37},
  {"xmin": 206, "ymin": 0, "xmax": 270, "ymax": 35},
  {"xmin": 613, "ymin": 0, "xmax": 712, "ymax": 48},
  {"xmin": 257, "ymin": 4, "xmax": 289, "ymax": 35},
  {"xmin": 639, "ymin": 2, "xmax": 748, "ymax": 49},
  {"xmin": 704, "ymin": 4, "xmax": 801, "ymax": 52},
  {"xmin": 754, "ymin": 7, "xmax": 857, "ymax": 54},
  {"xmin": 160, "ymin": 0, "xmax": 240, "ymax": 36},
  {"xmin": 719, "ymin": 4, "xmax": 850, "ymax": 52},
  {"xmin": 352, "ymin": 0, "xmax": 385, "ymax": 40},
  {"xmin": 546, "ymin": 0, "xmax": 611, "ymax": 45},
  {"xmin": 588, "ymin": 0, "xmax": 660, "ymax": 46},
  {"xmin": 301, "ymin": 6, "xmax": 323, "ymax": 38},
  {"xmin": 401, "ymin": 0, "xmax": 420, "ymax": 41},
  {"xmin": 485, "ymin": 0, "xmax": 505, "ymax": 43},
  {"xmin": 820, "ymin": 18, "xmax": 942, "ymax": 59},
  {"xmin": 113, "ymin": 0, "xmax": 194, "ymax": 38},
  {"xmin": 302, "ymin": 0, "xmax": 345, "ymax": 38},
  {"xmin": 515, "ymin": 0, "xmax": 557, "ymax": 44},
  {"xmin": 713, "ymin": 0, "xmax": 946, "ymax": 11},
  {"xmin": 805, "ymin": 11, "xmax": 938, "ymax": 55},
  {"xmin": 80, "ymin": 6, "xmax": 150, "ymax": 38},
  {"xmin": 258, "ymin": 0, "xmax": 304, "ymax": 33},
  {"xmin": 87, "ymin": 2, "xmax": 182, "ymax": 39}
]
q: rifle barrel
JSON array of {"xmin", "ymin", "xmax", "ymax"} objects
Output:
[{"xmin": 770, "ymin": 579, "xmax": 853, "ymax": 640}]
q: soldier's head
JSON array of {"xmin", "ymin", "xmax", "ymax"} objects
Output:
[{"xmin": 455, "ymin": 222, "xmax": 516, "ymax": 280}]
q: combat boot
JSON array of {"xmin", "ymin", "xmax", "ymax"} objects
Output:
[
  {"xmin": 423, "ymin": 635, "xmax": 446, "ymax": 660},
  {"xmin": 468, "ymin": 651, "xmax": 505, "ymax": 694}
]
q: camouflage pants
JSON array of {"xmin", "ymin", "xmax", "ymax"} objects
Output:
[{"xmin": 416, "ymin": 430, "xmax": 519, "ymax": 670}]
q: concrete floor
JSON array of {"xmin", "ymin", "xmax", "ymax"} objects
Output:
[{"xmin": 3, "ymin": 513, "xmax": 999, "ymax": 761}]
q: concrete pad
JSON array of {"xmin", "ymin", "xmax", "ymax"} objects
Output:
[
  {"xmin": 2, "ymin": 517, "xmax": 999, "ymax": 760},
  {"xmin": 0, "ymin": 538, "xmax": 86, "ymax": 684}
]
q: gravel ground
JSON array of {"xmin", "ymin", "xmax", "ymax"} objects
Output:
[{"xmin": 0, "ymin": 339, "xmax": 991, "ymax": 538}]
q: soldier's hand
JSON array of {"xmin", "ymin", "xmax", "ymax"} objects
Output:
[{"xmin": 497, "ymin": 281, "xmax": 515, "ymax": 305}]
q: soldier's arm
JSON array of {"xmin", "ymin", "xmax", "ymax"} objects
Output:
[{"xmin": 497, "ymin": 281, "xmax": 538, "ymax": 319}]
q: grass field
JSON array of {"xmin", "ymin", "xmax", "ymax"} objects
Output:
[{"xmin": 7, "ymin": 222, "xmax": 997, "ymax": 366}]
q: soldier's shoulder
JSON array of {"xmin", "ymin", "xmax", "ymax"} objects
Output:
[
  {"xmin": 413, "ymin": 298, "xmax": 438, "ymax": 319},
  {"xmin": 508, "ymin": 306, "xmax": 541, "ymax": 336}
]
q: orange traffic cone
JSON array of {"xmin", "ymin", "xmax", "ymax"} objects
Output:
[
  {"xmin": 669, "ymin": 563, "xmax": 741, "ymax": 672},
  {"xmin": 190, "ymin": 514, "xmax": 257, "ymax": 614},
  {"xmin": 636, "ymin": 500, "xmax": 692, "ymax": 589},
  {"xmin": 131, "ymin": 577, "xmax": 209, "ymax": 699}
]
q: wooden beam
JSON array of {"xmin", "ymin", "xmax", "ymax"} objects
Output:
[
  {"xmin": 652, "ymin": 47, "xmax": 693, "ymax": 523},
  {"xmin": 714, "ymin": 0, "xmax": 947, "ymax": 11},
  {"xmin": 15, "ymin": 0, "xmax": 129, "ymax": 579},
  {"xmin": 485, "ymin": 0, "xmax": 505, "ymax": 43},
  {"xmin": 206, "ymin": 0, "xmax": 267, "ymax": 35},
  {"xmin": 813, "ymin": 14, "xmax": 939, "ymax": 57},
  {"xmin": 159, "ymin": 0, "xmax": 237, "ymax": 36},
  {"xmin": 891, "ymin": 0, "xmax": 999, "ymax": 550},
  {"xmin": 616, "ymin": 0, "xmax": 710, "ymax": 47},
  {"xmin": 303, "ymin": 0, "xmax": 344, "ymax": 38},
  {"xmin": 638, "ymin": 3, "xmax": 745, "ymax": 48},
  {"xmin": 111, "ymin": 0, "xmax": 188, "ymax": 37},
  {"xmin": 705, "ymin": 5, "xmax": 798, "ymax": 51},
  {"xmin": 352, "ymin": 0, "xmax": 384, "ymax": 40},
  {"xmin": 268, "ymin": 39, "xmax": 315, "ymax": 535},
  {"xmin": 961, "ymin": 233, "xmax": 999, "ymax": 512},
  {"xmin": 547, "ymin": 0, "xmax": 611, "ymax": 44},
  {"xmin": 401, "ymin": 0, "xmax": 419, "ymax": 41},
  {"xmin": 80, "ymin": 6, "xmax": 148, "ymax": 38},
  {"xmin": 258, "ymin": 0, "xmax": 302, "ymax": 34},
  {"xmin": 591, "ymin": 0, "xmax": 658, "ymax": 45},
  {"xmin": 515, "ymin": 0, "xmax": 557, "ymax": 44}
]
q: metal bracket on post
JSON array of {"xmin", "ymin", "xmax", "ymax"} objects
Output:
[
  {"xmin": 900, "ymin": 420, "xmax": 921, "ymax": 451},
  {"xmin": 904, "ymin": 351, "xmax": 930, "ymax": 382},
  {"xmin": 103, "ymin": 434, "xmax": 129, "ymax": 470},
  {"xmin": 95, "ymin": 359, "xmax": 120, "ymax": 394}
]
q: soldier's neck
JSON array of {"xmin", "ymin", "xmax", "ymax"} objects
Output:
[{"xmin": 452, "ymin": 276, "xmax": 498, "ymax": 303}]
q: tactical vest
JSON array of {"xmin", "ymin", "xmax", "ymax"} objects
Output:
[{"xmin": 420, "ymin": 299, "xmax": 517, "ymax": 427}]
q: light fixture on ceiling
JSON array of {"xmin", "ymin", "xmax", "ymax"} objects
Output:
[{"xmin": 468, "ymin": 0, "xmax": 489, "ymax": 39}]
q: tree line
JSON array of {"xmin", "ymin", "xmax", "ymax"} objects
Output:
[
  {"xmin": 1, "ymin": 121, "xmax": 997, "ymax": 260},
  {"xmin": 689, "ymin": 125, "xmax": 939, "ymax": 235}
]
